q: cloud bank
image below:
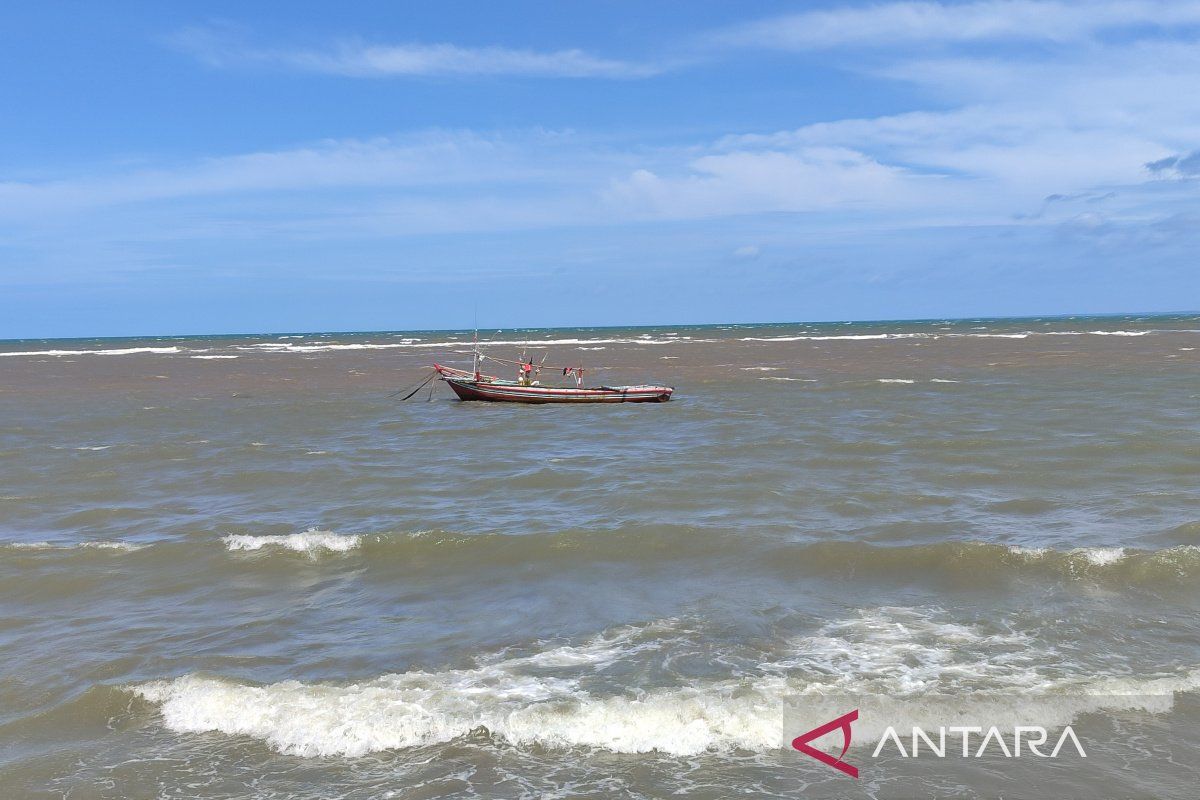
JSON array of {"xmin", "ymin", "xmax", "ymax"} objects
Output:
[
  {"xmin": 715, "ymin": 0, "xmax": 1200, "ymax": 50},
  {"xmin": 170, "ymin": 26, "xmax": 661, "ymax": 79}
]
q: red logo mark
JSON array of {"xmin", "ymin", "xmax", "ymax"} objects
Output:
[{"xmin": 791, "ymin": 709, "xmax": 859, "ymax": 778}]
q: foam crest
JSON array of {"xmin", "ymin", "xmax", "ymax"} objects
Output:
[
  {"xmin": 1009, "ymin": 544, "xmax": 1131, "ymax": 567},
  {"xmin": 132, "ymin": 610, "xmax": 1200, "ymax": 758},
  {"xmin": 1075, "ymin": 546, "xmax": 1127, "ymax": 566},
  {"xmin": 133, "ymin": 671, "xmax": 786, "ymax": 757},
  {"xmin": 236, "ymin": 336, "xmax": 709, "ymax": 354},
  {"xmin": 0, "ymin": 346, "xmax": 181, "ymax": 357},
  {"xmin": 740, "ymin": 333, "xmax": 918, "ymax": 342},
  {"xmin": 2, "ymin": 540, "xmax": 143, "ymax": 552},
  {"xmin": 206, "ymin": 529, "xmax": 1200, "ymax": 588},
  {"xmin": 774, "ymin": 607, "xmax": 1042, "ymax": 694},
  {"xmin": 221, "ymin": 529, "xmax": 362, "ymax": 554}
]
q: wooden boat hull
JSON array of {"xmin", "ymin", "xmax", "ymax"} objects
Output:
[{"xmin": 443, "ymin": 377, "xmax": 673, "ymax": 403}]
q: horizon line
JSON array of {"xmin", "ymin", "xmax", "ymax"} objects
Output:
[{"xmin": 2, "ymin": 309, "xmax": 1197, "ymax": 345}]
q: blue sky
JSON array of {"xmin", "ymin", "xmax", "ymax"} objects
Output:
[{"xmin": 2, "ymin": 0, "xmax": 1199, "ymax": 337}]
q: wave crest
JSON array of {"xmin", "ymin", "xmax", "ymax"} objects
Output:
[
  {"xmin": 130, "ymin": 610, "xmax": 1200, "ymax": 758},
  {"xmin": 2, "ymin": 540, "xmax": 143, "ymax": 552},
  {"xmin": 221, "ymin": 529, "xmax": 362, "ymax": 554}
]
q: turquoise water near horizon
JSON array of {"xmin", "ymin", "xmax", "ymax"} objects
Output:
[{"xmin": 3, "ymin": 310, "xmax": 1197, "ymax": 347}]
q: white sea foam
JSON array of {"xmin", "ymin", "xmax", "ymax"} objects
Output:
[
  {"xmin": 877, "ymin": 378, "xmax": 916, "ymax": 384},
  {"xmin": 740, "ymin": 333, "xmax": 913, "ymax": 342},
  {"xmin": 758, "ymin": 376, "xmax": 815, "ymax": 381},
  {"xmin": 952, "ymin": 333, "xmax": 1029, "ymax": 339},
  {"xmin": 741, "ymin": 367, "xmax": 780, "ymax": 371},
  {"xmin": 1007, "ymin": 545, "xmax": 1128, "ymax": 567},
  {"xmin": 736, "ymin": 329, "xmax": 1176, "ymax": 344},
  {"xmin": 238, "ymin": 337, "xmax": 707, "ymax": 354},
  {"xmin": 1074, "ymin": 546, "xmax": 1127, "ymax": 566},
  {"xmin": 132, "ymin": 608, "xmax": 1200, "ymax": 758},
  {"xmin": 2, "ymin": 327, "xmax": 1182, "ymax": 361},
  {"xmin": 0, "ymin": 346, "xmax": 181, "ymax": 357},
  {"xmin": 3, "ymin": 540, "xmax": 143, "ymax": 552},
  {"xmin": 241, "ymin": 342, "xmax": 412, "ymax": 353},
  {"xmin": 929, "ymin": 378, "xmax": 960, "ymax": 383},
  {"xmin": 132, "ymin": 621, "xmax": 778, "ymax": 757},
  {"xmin": 221, "ymin": 529, "xmax": 362, "ymax": 554}
]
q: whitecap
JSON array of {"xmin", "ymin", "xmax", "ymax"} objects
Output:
[
  {"xmin": 3, "ymin": 540, "xmax": 143, "ymax": 552},
  {"xmin": 131, "ymin": 609, "xmax": 1200, "ymax": 758},
  {"xmin": 1072, "ymin": 546, "xmax": 1127, "ymax": 566},
  {"xmin": 741, "ymin": 333, "xmax": 917, "ymax": 342},
  {"xmin": 221, "ymin": 529, "xmax": 362, "ymax": 554},
  {"xmin": 236, "ymin": 337, "xmax": 715, "ymax": 354},
  {"xmin": 0, "ymin": 346, "xmax": 181, "ymax": 357},
  {"xmin": 958, "ymin": 333, "xmax": 1029, "ymax": 339}
]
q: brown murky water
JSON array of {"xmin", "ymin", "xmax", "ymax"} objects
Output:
[{"xmin": 1, "ymin": 316, "xmax": 1198, "ymax": 798}]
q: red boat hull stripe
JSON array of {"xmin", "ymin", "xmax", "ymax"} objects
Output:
[{"xmin": 443, "ymin": 378, "xmax": 672, "ymax": 403}]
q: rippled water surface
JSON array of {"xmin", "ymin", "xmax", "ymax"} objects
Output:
[{"xmin": 1, "ymin": 316, "xmax": 1198, "ymax": 798}]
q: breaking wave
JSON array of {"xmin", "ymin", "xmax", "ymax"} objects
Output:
[
  {"xmin": 0, "ymin": 346, "xmax": 181, "ymax": 357},
  {"xmin": 129, "ymin": 610, "xmax": 1200, "ymax": 758},
  {"xmin": 217, "ymin": 529, "xmax": 1200, "ymax": 587},
  {"xmin": 7, "ymin": 529, "xmax": 1198, "ymax": 589},
  {"xmin": 2, "ymin": 540, "xmax": 144, "ymax": 552},
  {"xmin": 221, "ymin": 529, "xmax": 362, "ymax": 554},
  {"xmin": 3, "ymin": 325, "xmax": 1191, "ymax": 359}
]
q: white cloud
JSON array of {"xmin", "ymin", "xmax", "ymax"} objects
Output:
[
  {"xmin": 603, "ymin": 147, "xmax": 936, "ymax": 220},
  {"xmin": 0, "ymin": 132, "xmax": 579, "ymax": 217},
  {"xmin": 712, "ymin": 36, "xmax": 1200, "ymax": 205},
  {"xmin": 9, "ymin": 24, "xmax": 1200, "ymax": 240},
  {"xmin": 716, "ymin": 0, "xmax": 1200, "ymax": 50},
  {"xmin": 170, "ymin": 26, "xmax": 661, "ymax": 79}
]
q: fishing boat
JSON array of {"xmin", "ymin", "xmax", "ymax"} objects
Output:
[
  {"xmin": 419, "ymin": 334, "xmax": 673, "ymax": 403},
  {"xmin": 433, "ymin": 363, "xmax": 673, "ymax": 403}
]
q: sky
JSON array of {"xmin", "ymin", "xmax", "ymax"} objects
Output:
[{"xmin": 2, "ymin": 0, "xmax": 1199, "ymax": 338}]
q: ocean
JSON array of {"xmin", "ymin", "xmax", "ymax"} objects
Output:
[{"xmin": 1, "ymin": 315, "xmax": 1198, "ymax": 798}]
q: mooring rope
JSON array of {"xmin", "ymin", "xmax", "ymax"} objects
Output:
[{"xmin": 388, "ymin": 370, "xmax": 436, "ymax": 400}]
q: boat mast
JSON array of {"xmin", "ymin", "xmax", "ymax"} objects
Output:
[{"xmin": 472, "ymin": 326, "xmax": 480, "ymax": 379}]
